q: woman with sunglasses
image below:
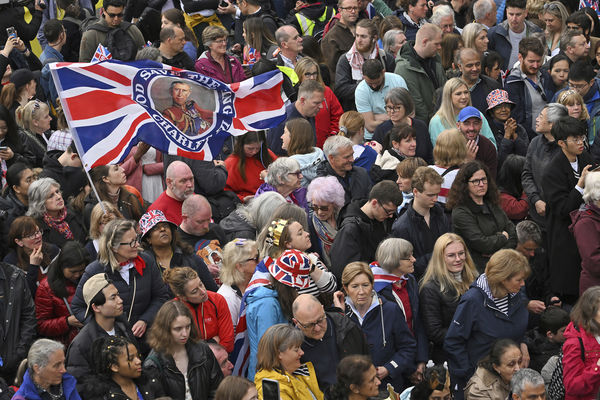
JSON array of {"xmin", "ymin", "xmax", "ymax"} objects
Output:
[
  {"xmin": 255, "ymin": 157, "xmax": 308, "ymax": 211},
  {"xmin": 71, "ymin": 219, "xmax": 169, "ymax": 338}
]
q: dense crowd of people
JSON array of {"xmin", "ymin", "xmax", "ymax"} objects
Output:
[{"xmin": 2, "ymin": 0, "xmax": 600, "ymax": 398}]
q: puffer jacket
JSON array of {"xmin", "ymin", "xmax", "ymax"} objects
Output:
[
  {"xmin": 35, "ymin": 278, "xmax": 79, "ymax": 345},
  {"xmin": 563, "ymin": 322, "xmax": 600, "ymax": 400},
  {"xmin": 255, "ymin": 362, "xmax": 323, "ymax": 400},
  {"xmin": 143, "ymin": 341, "xmax": 223, "ymax": 400}
]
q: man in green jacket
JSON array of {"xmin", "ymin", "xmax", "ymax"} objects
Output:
[{"xmin": 394, "ymin": 23, "xmax": 446, "ymax": 123}]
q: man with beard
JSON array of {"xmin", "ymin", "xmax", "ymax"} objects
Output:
[
  {"xmin": 148, "ymin": 161, "xmax": 195, "ymax": 225},
  {"xmin": 457, "ymin": 106, "xmax": 498, "ymax": 179}
]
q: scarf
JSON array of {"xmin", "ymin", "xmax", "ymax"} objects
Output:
[
  {"xmin": 107, "ymin": 188, "xmax": 120, "ymax": 205},
  {"xmin": 346, "ymin": 42, "xmax": 379, "ymax": 81},
  {"xmin": 310, "ymin": 212, "xmax": 336, "ymax": 264},
  {"xmin": 43, "ymin": 208, "xmax": 73, "ymax": 240},
  {"xmin": 370, "ymin": 262, "xmax": 408, "ymax": 292}
]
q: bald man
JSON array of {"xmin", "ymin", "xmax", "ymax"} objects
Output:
[
  {"xmin": 456, "ymin": 47, "xmax": 501, "ymax": 114},
  {"xmin": 292, "ymin": 294, "xmax": 369, "ymax": 392},
  {"xmin": 148, "ymin": 160, "xmax": 194, "ymax": 225},
  {"xmin": 394, "ymin": 24, "xmax": 446, "ymax": 122}
]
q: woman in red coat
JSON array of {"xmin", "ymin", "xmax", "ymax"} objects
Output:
[
  {"xmin": 563, "ymin": 286, "xmax": 600, "ymax": 400},
  {"xmin": 34, "ymin": 241, "xmax": 90, "ymax": 345}
]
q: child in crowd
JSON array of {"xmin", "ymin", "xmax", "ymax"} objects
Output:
[
  {"xmin": 525, "ymin": 306, "xmax": 570, "ymax": 373},
  {"xmin": 395, "ymin": 157, "xmax": 427, "ymax": 214}
]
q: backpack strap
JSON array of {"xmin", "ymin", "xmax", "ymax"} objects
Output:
[
  {"xmin": 441, "ymin": 165, "xmax": 459, "ymax": 177},
  {"xmin": 575, "ymin": 325, "xmax": 585, "ymax": 361}
]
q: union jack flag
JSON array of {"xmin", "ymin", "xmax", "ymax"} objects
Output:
[
  {"xmin": 370, "ymin": 262, "xmax": 403, "ymax": 292},
  {"xmin": 91, "ymin": 44, "xmax": 112, "ymax": 63},
  {"xmin": 49, "ymin": 60, "xmax": 288, "ymax": 170}
]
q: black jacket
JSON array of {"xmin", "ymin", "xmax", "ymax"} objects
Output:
[
  {"xmin": 329, "ymin": 200, "xmax": 391, "ymax": 281},
  {"xmin": 316, "ymin": 160, "xmax": 371, "ymax": 206},
  {"xmin": 66, "ymin": 317, "xmax": 138, "ymax": 382},
  {"xmin": 79, "ymin": 373, "xmax": 164, "ymax": 400},
  {"xmin": 419, "ymin": 279, "xmax": 460, "ymax": 364},
  {"xmin": 372, "ymin": 119, "xmax": 434, "ymax": 164},
  {"xmin": 0, "ymin": 262, "xmax": 36, "ymax": 379},
  {"xmin": 39, "ymin": 153, "xmax": 87, "ymax": 201},
  {"xmin": 36, "ymin": 207, "xmax": 87, "ymax": 248},
  {"xmin": 143, "ymin": 341, "xmax": 223, "ymax": 400},
  {"xmin": 391, "ymin": 202, "xmax": 452, "ymax": 279},
  {"xmin": 162, "ymin": 51, "xmax": 195, "ymax": 71},
  {"xmin": 470, "ymin": 74, "xmax": 502, "ymax": 116}
]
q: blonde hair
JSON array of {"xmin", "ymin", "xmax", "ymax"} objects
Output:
[
  {"xmin": 462, "ymin": 23, "xmax": 487, "ymax": 50},
  {"xmin": 557, "ymin": 90, "xmax": 590, "ymax": 121},
  {"xmin": 485, "ymin": 249, "xmax": 531, "ymax": 298},
  {"xmin": 435, "ymin": 78, "xmax": 471, "ymax": 130},
  {"xmin": 15, "ymin": 100, "xmax": 49, "ymax": 132},
  {"xmin": 89, "ymin": 202, "xmax": 124, "ymax": 240},
  {"xmin": 220, "ymin": 239, "xmax": 257, "ymax": 286},
  {"xmin": 295, "ymin": 57, "xmax": 324, "ymax": 86},
  {"xmin": 433, "ymin": 129, "xmax": 467, "ymax": 167},
  {"xmin": 98, "ymin": 219, "xmax": 137, "ymax": 272},
  {"xmin": 420, "ymin": 233, "xmax": 479, "ymax": 299},
  {"xmin": 338, "ymin": 111, "xmax": 365, "ymax": 140},
  {"xmin": 341, "ymin": 261, "xmax": 373, "ymax": 287}
]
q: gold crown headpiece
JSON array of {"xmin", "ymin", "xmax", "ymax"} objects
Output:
[{"xmin": 266, "ymin": 219, "xmax": 288, "ymax": 247}]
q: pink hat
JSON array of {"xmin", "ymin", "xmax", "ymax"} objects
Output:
[
  {"xmin": 486, "ymin": 89, "xmax": 515, "ymax": 112},
  {"xmin": 268, "ymin": 249, "xmax": 312, "ymax": 289}
]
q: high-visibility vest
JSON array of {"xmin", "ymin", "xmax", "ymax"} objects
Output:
[
  {"xmin": 277, "ymin": 66, "xmax": 299, "ymax": 86},
  {"xmin": 294, "ymin": 6, "xmax": 335, "ymax": 36}
]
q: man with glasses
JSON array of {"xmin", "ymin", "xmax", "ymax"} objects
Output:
[
  {"xmin": 355, "ymin": 59, "xmax": 407, "ymax": 135},
  {"xmin": 321, "ymin": 0, "xmax": 359, "ymax": 84},
  {"xmin": 292, "ymin": 294, "xmax": 369, "ymax": 391},
  {"xmin": 330, "ymin": 180, "xmax": 402, "ymax": 281},
  {"xmin": 559, "ymin": 30, "xmax": 589, "ymax": 66},
  {"xmin": 542, "ymin": 116, "xmax": 594, "ymax": 304},
  {"xmin": 79, "ymin": 0, "xmax": 145, "ymax": 62},
  {"xmin": 457, "ymin": 106, "xmax": 498, "ymax": 179}
]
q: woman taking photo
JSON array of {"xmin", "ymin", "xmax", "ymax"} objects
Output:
[
  {"xmin": 15, "ymin": 99, "xmax": 52, "ymax": 167},
  {"xmin": 462, "ymin": 23, "xmax": 489, "ymax": 55},
  {"xmin": 464, "ymin": 339, "xmax": 523, "ymax": 399},
  {"xmin": 295, "ymin": 57, "xmax": 343, "ymax": 148},
  {"xmin": 255, "ymin": 157, "xmax": 308, "ymax": 210},
  {"xmin": 254, "ymin": 323, "xmax": 323, "ymax": 400},
  {"xmin": 139, "ymin": 209, "xmax": 217, "ymax": 292},
  {"xmin": 281, "ymin": 118, "xmax": 325, "ymax": 187},
  {"xmin": 163, "ymin": 266, "xmax": 234, "ymax": 353},
  {"xmin": 338, "ymin": 262, "xmax": 417, "ymax": 392},
  {"xmin": 338, "ymin": 111, "xmax": 379, "ymax": 173},
  {"xmin": 35, "ymin": 241, "xmax": 89, "ymax": 345},
  {"xmin": 306, "ymin": 176, "xmax": 345, "ymax": 267},
  {"xmin": 225, "ymin": 131, "xmax": 275, "ymax": 203},
  {"xmin": 444, "ymin": 249, "xmax": 530, "ymax": 399},
  {"xmin": 218, "ymin": 238, "xmax": 258, "ymax": 326},
  {"xmin": 80, "ymin": 336, "xmax": 163, "ymax": 400},
  {"xmin": 430, "ymin": 129, "xmax": 468, "ymax": 205},
  {"xmin": 195, "ymin": 26, "xmax": 246, "ymax": 84},
  {"xmin": 430, "ymin": 78, "xmax": 496, "ymax": 147},
  {"xmin": 1, "ymin": 68, "xmax": 40, "ymax": 117},
  {"xmin": 13, "ymin": 338, "xmax": 80, "ymax": 400},
  {"xmin": 5, "ymin": 215, "xmax": 61, "ymax": 296},
  {"xmin": 373, "ymin": 88, "xmax": 433, "ymax": 164},
  {"xmin": 27, "ymin": 177, "xmax": 86, "ymax": 248},
  {"xmin": 71, "ymin": 219, "xmax": 169, "ymax": 337},
  {"xmin": 419, "ymin": 233, "xmax": 478, "ymax": 364},
  {"xmin": 447, "ymin": 161, "xmax": 517, "ymax": 271},
  {"xmin": 144, "ymin": 300, "xmax": 223, "ymax": 400},
  {"xmin": 324, "ymin": 355, "xmax": 381, "ymax": 400},
  {"xmin": 542, "ymin": 2, "xmax": 569, "ymax": 57}
]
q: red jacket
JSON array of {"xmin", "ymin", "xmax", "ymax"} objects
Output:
[
  {"xmin": 563, "ymin": 322, "xmax": 600, "ymax": 400},
  {"xmin": 570, "ymin": 203, "xmax": 600, "ymax": 295},
  {"xmin": 224, "ymin": 151, "xmax": 277, "ymax": 202},
  {"xmin": 499, "ymin": 191, "xmax": 529, "ymax": 221},
  {"xmin": 178, "ymin": 291, "xmax": 235, "ymax": 353},
  {"xmin": 34, "ymin": 278, "xmax": 79, "ymax": 345},
  {"xmin": 315, "ymin": 86, "xmax": 343, "ymax": 148}
]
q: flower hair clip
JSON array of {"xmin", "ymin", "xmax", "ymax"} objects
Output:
[{"xmin": 266, "ymin": 219, "xmax": 288, "ymax": 247}]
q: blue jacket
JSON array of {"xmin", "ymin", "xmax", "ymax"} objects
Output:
[
  {"xmin": 487, "ymin": 20, "xmax": 542, "ymax": 71},
  {"xmin": 245, "ymin": 285, "xmax": 287, "ymax": 381},
  {"xmin": 443, "ymin": 277, "xmax": 528, "ymax": 387},
  {"xmin": 14, "ymin": 370, "xmax": 81, "ymax": 400},
  {"xmin": 345, "ymin": 293, "xmax": 416, "ymax": 391},
  {"xmin": 396, "ymin": 11, "xmax": 420, "ymax": 42},
  {"xmin": 375, "ymin": 274, "xmax": 429, "ymax": 365},
  {"xmin": 39, "ymin": 45, "xmax": 63, "ymax": 108}
]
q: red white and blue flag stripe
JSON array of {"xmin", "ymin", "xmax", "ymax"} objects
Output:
[
  {"xmin": 370, "ymin": 262, "xmax": 403, "ymax": 292},
  {"xmin": 90, "ymin": 44, "xmax": 112, "ymax": 63},
  {"xmin": 49, "ymin": 60, "xmax": 288, "ymax": 170}
]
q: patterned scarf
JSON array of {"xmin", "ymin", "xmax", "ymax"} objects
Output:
[
  {"xmin": 311, "ymin": 212, "xmax": 336, "ymax": 264},
  {"xmin": 43, "ymin": 208, "xmax": 73, "ymax": 240},
  {"xmin": 346, "ymin": 42, "xmax": 380, "ymax": 81}
]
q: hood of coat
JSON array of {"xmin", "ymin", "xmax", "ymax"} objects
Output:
[{"xmin": 569, "ymin": 203, "xmax": 600, "ymax": 232}]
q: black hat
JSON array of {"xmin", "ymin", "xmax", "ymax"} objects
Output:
[{"xmin": 9, "ymin": 69, "xmax": 41, "ymax": 90}]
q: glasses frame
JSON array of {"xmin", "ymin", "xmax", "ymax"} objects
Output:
[{"xmin": 296, "ymin": 313, "xmax": 327, "ymax": 330}]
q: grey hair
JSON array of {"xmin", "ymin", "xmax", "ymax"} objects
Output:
[
  {"xmin": 462, "ymin": 22, "xmax": 487, "ymax": 49},
  {"xmin": 510, "ymin": 368, "xmax": 545, "ymax": 396},
  {"xmin": 583, "ymin": 171, "xmax": 600, "ymax": 204},
  {"xmin": 473, "ymin": 0, "xmax": 493, "ymax": 20},
  {"xmin": 275, "ymin": 25, "xmax": 294, "ymax": 46},
  {"xmin": 544, "ymin": 103, "xmax": 568, "ymax": 125},
  {"xmin": 135, "ymin": 46, "xmax": 162, "ymax": 62},
  {"xmin": 26, "ymin": 177, "xmax": 61, "ymax": 219},
  {"xmin": 265, "ymin": 157, "xmax": 301, "ymax": 187},
  {"xmin": 431, "ymin": 4, "xmax": 455, "ymax": 26},
  {"xmin": 515, "ymin": 220, "xmax": 542, "ymax": 246},
  {"xmin": 246, "ymin": 191, "xmax": 288, "ymax": 232},
  {"xmin": 98, "ymin": 219, "xmax": 137, "ymax": 272},
  {"xmin": 375, "ymin": 238, "xmax": 413, "ymax": 272},
  {"xmin": 383, "ymin": 29, "xmax": 402, "ymax": 54},
  {"xmin": 323, "ymin": 135, "xmax": 354, "ymax": 158},
  {"xmin": 28, "ymin": 338, "xmax": 64, "ymax": 371},
  {"xmin": 385, "ymin": 87, "xmax": 415, "ymax": 117}
]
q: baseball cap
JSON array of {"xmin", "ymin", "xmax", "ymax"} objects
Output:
[
  {"xmin": 457, "ymin": 106, "xmax": 482, "ymax": 122},
  {"xmin": 10, "ymin": 69, "xmax": 41, "ymax": 90},
  {"xmin": 83, "ymin": 273, "xmax": 112, "ymax": 318}
]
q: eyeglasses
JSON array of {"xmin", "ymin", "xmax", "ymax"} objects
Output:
[
  {"xmin": 378, "ymin": 201, "xmax": 397, "ymax": 217},
  {"xmin": 288, "ymin": 171, "xmax": 302, "ymax": 178},
  {"xmin": 385, "ymin": 105, "xmax": 403, "ymax": 113},
  {"xmin": 304, "ymin": 72, "xmax": 318, "ymax": 78},
  {"xmin": 119, "ymin": 234, "xmax": 141, "ymax": 248},
  {"xmin": 23, "ymin": 229, "xmax": 42, "ymax": 240},
  {"xmin": 568, "ymin": 81, "xmax": 589, "ymax": 90},
  {"xmin": 468, "ymin": 177, "xmax": 488, "ymax": 186},
  {"xmin": 339, "ymin": 6, "xmax": 359, "ymax": 11},
  {"xmin": 296, "ymin": 314, "xmax": 327, "ymax": 330},
  {"xmin": 311, "ymin": 204, "xmax": 331, "ymax": 212},
  {"xmin": 106, "ymin": 12, "xmax": 124, "ymax": 18},
  {"xmin": 213, "ymin": 38, "xmax": 227, "ymax": 44},
  {"xmin": 566, "ymin": 136, "xmax": 586, "ymax": 144}
]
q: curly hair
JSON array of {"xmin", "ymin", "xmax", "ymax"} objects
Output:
[
  {"xmin": 90, "ymin": 336, "xmax": 137, "ymax": 376},
  {"xmin": 325, "ymin": 355, "xmax": 374, "ymax": 400},
  {"xmin": 446, "ymin": 161, "xmax": 499, "ymax": 209}
]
